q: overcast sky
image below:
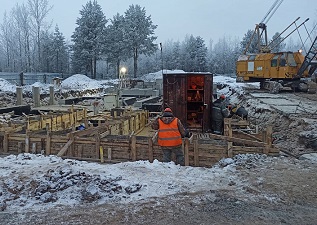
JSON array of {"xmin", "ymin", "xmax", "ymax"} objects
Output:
[{"xmin": 0, "ymin": 0, "xmax": 316, "ymax": 44}]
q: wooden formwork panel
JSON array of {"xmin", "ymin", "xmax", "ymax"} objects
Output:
[
  {"xmin": 8, "ymin": 141, "xmax": 21, "ymax": 154},
  {"xmin": 197, "ymin": 158, "xmax": 222, "ymax": 167},
  {"xmin": 0, "ymin": 115, "xmax": 278, "ymax": 168},
  {"xmin": 76, "ymin": 143, "xmax": 96, "ymax": 159},
  {"xmin": 101, "ymin": 144, "xmax": 130, "ymax": 160},
  {"xmin": 27, "ymin": 109, "xmax": 87, "ymax": 132}
]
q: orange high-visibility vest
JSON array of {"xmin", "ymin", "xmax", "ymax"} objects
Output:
[{"xmin": 158, "ymin": 118, "xmax": 182, "ymax": 147}]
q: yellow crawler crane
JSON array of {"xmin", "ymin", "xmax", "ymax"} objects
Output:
[
  {"xmin": 236, "ymin": 46, "xmax": 317, "ymax": 93},
  {"xmin": 236, "ymin": 0, "xmax": 317, "ymax": 93}
]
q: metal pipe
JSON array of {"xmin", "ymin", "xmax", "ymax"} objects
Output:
[
  {"xmin": 267, "ymin": 17, "xmax": 300, "ymax": 48},
  {"xmin": 271, "ymin": 18, "xmax": 310, "ymax": 50}
]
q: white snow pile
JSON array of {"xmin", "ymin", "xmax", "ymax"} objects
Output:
[
  {"xmin": 61, "ymin": 74, "xmax": 104, "ymax": 91},
  {"xmin": 0, "ymin": 78, "xmax": 17, "ymax": 93},
  {"xmin": 0, "ymin": 153, "xmax": 262, "ymax": 212},
  {"xmin": 22, "ymin": 82, "xmax": 52, "ymax": 95},
  {"xmin": 0, "ymin": 79, "xmax": 52, "ymax": 95},
  {"xmin": 139, "ymin": 69, "xmax": 185, "ymax": 81},
  {"xmin": 213, "ymin": 74, "xmax": 259, "ymax": 96}
]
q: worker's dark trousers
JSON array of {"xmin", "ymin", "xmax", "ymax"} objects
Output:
[
  {"xmin": 212, "ymin": 120, "xmax": 224, "ymax": 135},
  {"xmin": 162, "ymin": 145, "xmax": 185, "ymax": 166}
]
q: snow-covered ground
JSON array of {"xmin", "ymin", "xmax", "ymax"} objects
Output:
[
  {"xmin": 0, "ymin": 152, "xmax": 279, "ymax": 212},
  {"xmin": 2, "ymin": 151, "xmax": 316, "ymax": 213}
]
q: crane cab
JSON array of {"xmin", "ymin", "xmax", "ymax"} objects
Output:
[{"xmin": 236, "ymin": 51, "xmax": 308, "ymax": 83}]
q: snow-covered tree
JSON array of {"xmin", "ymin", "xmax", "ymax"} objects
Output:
[
  {"xmin": 181, "ymin": 35, "xmax": 207, "ymax": 72},
  {"xmin": 0, "ymin": 12, "xmax": 16, "ymax": 72},
  {"xmin": 269, "ymin": 32, "xmax": 286, "ymax": 52},
  {"xmin": 209, "ymin": 35, "xmax": 240, "ymax": 74},
  {"xmin": 195, "ymin": 36, "xmax": 208, "ymax": 71},
  {"xmin": 104, "ymin": 13, "xmax": 129, "ymax": 78},
  {"xmin": 50, "ymin": 25, "xmax": 69, "ymax": 73},
  {"xmin": 123, "ymin": 4, "xmax": 158, "ymax": 78},
  {"xmin": 71, "ymin": 0, "xmax": 107, "ymax": 78},
  {"xmin": 240, "ymin": 29, "xmax": 260, "ymax": 54},
  {"xmin": 12, "ymin": 3, "xmax": 32, "ymax": 72}
]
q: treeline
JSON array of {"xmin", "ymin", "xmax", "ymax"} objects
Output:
[{"xmin": 0, "ymin": 0, "xmax": 308, "ymax": 80}]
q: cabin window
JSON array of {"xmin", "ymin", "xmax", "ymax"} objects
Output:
[
  {"xmin": 287, "ymin": 53, "xmax": 297, "ymax": 66},
  {"xmin": 280, "ymin": 54, "xmax": 286, "ymax": 67},
  {"xmin": 248, "ymin": 55, "xmax": 256, "ymax": 60},
  {"xmin": 271, "ymin": 55, "xmax": 279, "ymax": 67}
]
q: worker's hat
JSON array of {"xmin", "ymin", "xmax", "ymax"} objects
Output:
[
  {"xmin": 220, "ymin": 94, "xmax": 226, "ymax": 100},
  {"xmin": 164, "ymin": 108, "xmax": 172, "ymax": 112}
]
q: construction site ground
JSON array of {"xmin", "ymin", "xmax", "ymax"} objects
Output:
[
  {"xmin": 1, "ymin": 156, "xmax": 317, "ymax": 225},
  {"xmin": 1, "ymin": 87, "xmax": 317, "ymax": 224}
]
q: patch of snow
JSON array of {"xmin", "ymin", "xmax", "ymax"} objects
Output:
[
  {"xmin": 61, "ymin": 74, "xmax": 103, "ymax": 91},
  {"xmin": 0, "ymin": 78, "xmax": 16, "ymax": 93}
]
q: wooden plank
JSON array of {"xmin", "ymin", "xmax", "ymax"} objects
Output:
[
  {"xmin": 108, "ymin": 147, "xmax": 112, "ymax": 161},
  {"xmin": 184, "ymin": 138, "xmax": 189, "ymax": 166},
  {"xmin": 234, "ymin": 131, "xmax": 263, "ymax": 142},
  {"xmin": 148, "ymin": 138, "xmax": 153, "ymax": 163},
  {"xmin": 194, "ymin": 139, "xmax": 199, "ymax": 166},
  {"xmin": 100, "ymin": 146, "xmax": 104, "ymax": 163},
  {"xmin": 95, "ymin": 133, "xmax": 101, "ymax": 160},
  {"xmin": 46, "ymin": 124, "xmax": 51, "ymax": 155},
  {"xmin": 264, "ymin": 126, "xmax": 273, "ymax": 154},
  {"xmin": 131, "ymin": 135, "xmax": 136, "ymax": 161},
  {"xmin": 18, "ymin": 142, "xmax": 22, "ymax": 154},
  {"xmin": 25, "ymin": 132, "xmax": 30, "ymax": 153},
  {"xmin": 78, "ymin": 145, "xmax": 83, "ymax": 158},
  {"xmin": 208, "ymin": 133, "xmax": 266, "ymax": 147},
  {"xmin": 31, "ymin": 143, "xmax": 36, "ymax": 154},
  {"xmin": 188, "ymin": 152, "xmax": 227, "ymax": 158},
  {"xmin": 3, "ymin": 133, "xmax": 8, "ymax": 152},
  {"xmin": 57, "ymin": 137, "xmax": 74, "ymax": 157}
]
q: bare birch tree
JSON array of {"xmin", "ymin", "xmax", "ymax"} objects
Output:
[{"xmin": 28, "ymin": 0, "xmax": 52, "ymax": 71}]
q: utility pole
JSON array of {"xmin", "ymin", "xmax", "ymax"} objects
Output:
[{"xmin": 160, "ymin": 43, "xmax": 163, "ymax": 74}]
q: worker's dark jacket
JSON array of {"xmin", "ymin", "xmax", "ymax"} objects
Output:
[
  {"xmin": 232, "ymin": 105, "xmax": 248, "ymax": 119},
  {"xmin": 212, "ymin": 99, "xmax": 229, "ymax": 121}
]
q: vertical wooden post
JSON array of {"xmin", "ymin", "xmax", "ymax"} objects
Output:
[
  {"xmin": 3, "ymin": 132, "xmax": 9, "ymax": 152},
  {"xmin": 32, "ymin": 143, "xmax": 36, "ymax": 154},
  {"xmin": 99, "ymin": 146, "xmax": 104, "ymax": 163},
  {"xmin": 148, "ymin": 137, "xmax": 154, "ymax": 163},
  {"xmin": 225, "ymin": 118, "xmax": 233, "ymax": 158},
  {"xmin": 25, "ymin": 131, "xmax": 30, "ymax": 153},
  {"xmin": 184, "ymin": 138, "xmax": 189, "ymax": 166},
  {"xmin": 131, "ymin": 135, "xmax": 137, "ymax": 161},
  {"xmin": 46, "ymin": 124, "xmax": 51, "ymax": 155},
  {"xmin": 78, "ymin": 145, "xmax": 83, "ymax": 158},
  {"xmin": 84, "ymin": 109, "xmax": 88, "ymax": 128},
  {"xmin": 264, "ymin": 126, "xmax": 272, "ymax": 154},
  {"xmin": 194, "ymin": 139, "xmax": 199, "ymax": 166},
  {"xmin": 18, "ymin": 142, "xmax": 22, "ymax": 154},
  {"xmin": 108, "ymin": 147, "xmax": 112, "ymax": 161},
  {"xmin": 95, "ymin": 133, "xmax": 100, "ymax": 159},
  {"xmin": 69, "ymin": 133, "xmax": 75, "ymax": 157}
]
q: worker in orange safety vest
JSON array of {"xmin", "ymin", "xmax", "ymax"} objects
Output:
[{"xmin": 151, "ymin": 107, "xmax": 188, "ymax": 165}]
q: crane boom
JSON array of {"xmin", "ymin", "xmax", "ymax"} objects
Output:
[
  {"xmin": 244, "ymin": 0, "xmax": 284, "ymax": 54},
  {"xmin": 297, "ymin": 35, "xmax": 317, "ymax": 77}
]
